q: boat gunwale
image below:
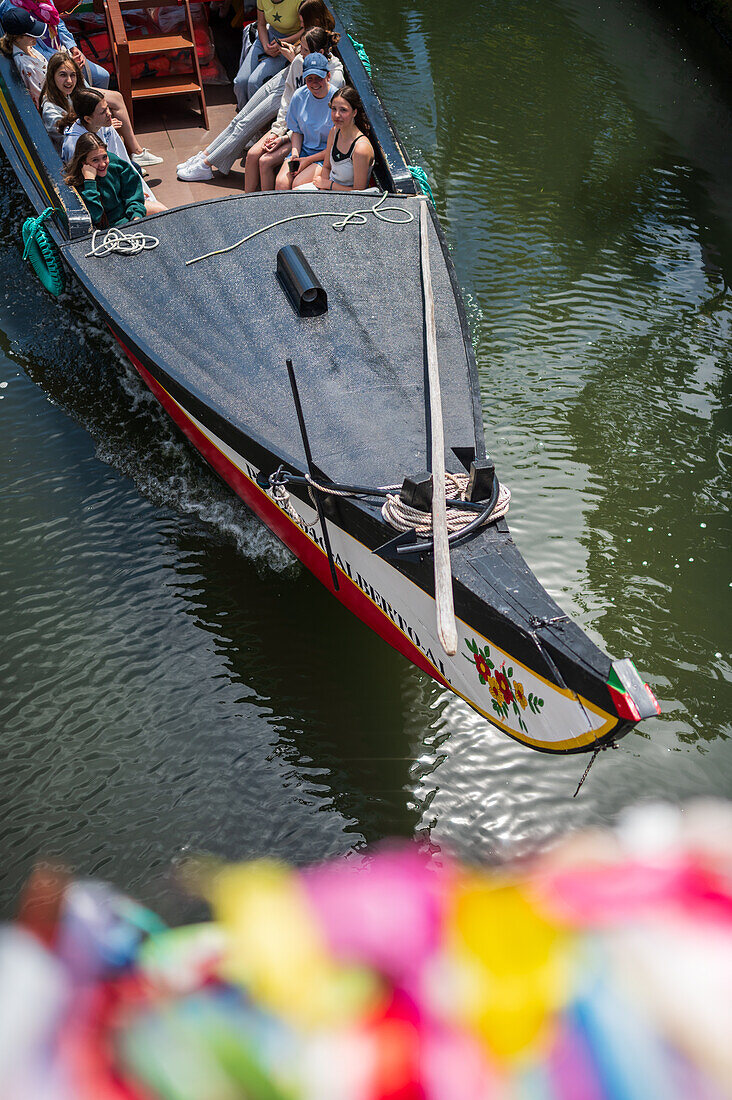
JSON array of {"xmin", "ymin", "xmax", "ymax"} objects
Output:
[{"xmin": 0, "ymin": 51, "xmax": 92, "ymax": 239}]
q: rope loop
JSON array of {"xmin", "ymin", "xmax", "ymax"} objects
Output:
[
  {"xmin": 186, "ymin": 192, "xmax": 415, "ymax": 266},
  {"xmin": 85, "ymin": 226, "xmax": 160, "ymax": 258},
  {"xmin": 381, "ymin": 471, "xmax": 510, "ymax": 535},
  {"xmin": 267, "ymin": 467, "xmax": 510, "ymax": 541},
  {"xmin": 330, "ymin": 190, "xmax": 415, "ymax": 232}
]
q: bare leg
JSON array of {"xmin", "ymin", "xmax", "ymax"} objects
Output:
[
  {"xmin": 261, "ymin": 142, "xmax": 290, "ymax": 191},
  {"xmin": 292, "ymin": 162, "xmax": 321, "ymax": 188},
  {"xmin": 244, "ymin": 132, "xmax": 269, "ymax": 193},
  {"xmin": 275, "ymin": 159, "xmax": 294, "ymax": 191},
  {"xmin": 144, "ymin": 198, "xmax": 167, "ymax": 215},
  {"xmin": 104, "ymin": 91, "xmax": 144, "ymax": 156}
]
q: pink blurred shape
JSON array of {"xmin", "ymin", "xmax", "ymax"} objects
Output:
[
  {"xmin": 302, "ymin": 847, "xmax": 451, "ymax": 983},
  {"xmin": 539, "ymin": 861, "xmax": 732, "ymax": 927}
]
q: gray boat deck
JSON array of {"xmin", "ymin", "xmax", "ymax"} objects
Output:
[{"xmin": 62, "ymin": 190, "xmax": 480, "ymax": 488}]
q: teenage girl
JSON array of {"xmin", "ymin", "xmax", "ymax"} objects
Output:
[
  {"xmin": 61, "ymin": 88, "xmax": 166, "ymax": 215},
  {"xmin": 296, "ymin": 86, "xmax": 374, "ymax": 192},
  {"xmin": 245, "ymin": 26, "xmax": 341, "ymax": 192},
  {"xmin": 0, "ymin": 19, "xmax": 48, "ymax": 107},
  {"xmin": 275, "ymin": 51, "xmax": 334, "ymax": 191},
  {"xmin": 63, "ymin": 133, "xmax": 147, "ymax": 227},
  {"xmin": 232, "ymin": 0, "xmax": 303, "ymax": 110},
  {"xmin": 39, "ymin": 52, "xmax": 154, "ymax": 164}
]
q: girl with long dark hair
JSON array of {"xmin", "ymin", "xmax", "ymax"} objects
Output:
[
  {"xmin": 63, "ymin": 133, "xmax": 147, "ymax": 227},
  {"xmin": 296, "ymin": 85, "xmax": 374, "ymax": 192}
]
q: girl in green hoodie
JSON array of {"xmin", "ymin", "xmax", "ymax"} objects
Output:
[{"xmin": 64, "ymin": 133, "xmax": 147, "ymax": 227}]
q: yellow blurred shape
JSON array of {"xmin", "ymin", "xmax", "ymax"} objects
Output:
[
  {"xmin": 449, "ymin": 876, "xmax": 569, "ymax": 1061},
  {"xmin": 208, "ymin": 861, "xmax": 379, "ymax": 1028}
]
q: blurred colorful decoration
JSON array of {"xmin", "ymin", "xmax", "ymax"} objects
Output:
[{"xmin": 1, "ymin": 801, "xmax": 731, "ymax": 1099}]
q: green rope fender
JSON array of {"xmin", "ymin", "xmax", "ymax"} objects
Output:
[
  {"xmin": 408, "ymin": 164, "xmax": 435, "ymax": 206},
  {"xmin": 348, "ymin": 33, "xmax": 372, "ymax": 76},
  {"xmin": 345, "ymin": 32, "xmax": 434, "ymax": 207},
  {"xmin": 21, "ymin": 207, "xmax": 65, "ymax": 297}
]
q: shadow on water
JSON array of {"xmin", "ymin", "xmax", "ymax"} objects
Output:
[{"xmin": 164, "ymin": 520, "xmax": 440, "ymax": 841}]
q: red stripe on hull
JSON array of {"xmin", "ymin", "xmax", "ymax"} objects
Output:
[{"xmin": 114, "ymin": 337, "xmax": 451, "ymax": 691}]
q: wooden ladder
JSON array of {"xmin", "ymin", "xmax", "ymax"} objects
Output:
[{"xmin": 104, "ymin": 0, "xmax": 209, "ymax": 129}]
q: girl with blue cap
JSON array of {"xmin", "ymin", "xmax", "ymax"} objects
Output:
[{"xmin": 276, "ymin": 50, "xmax": 335, "ymax": 190}]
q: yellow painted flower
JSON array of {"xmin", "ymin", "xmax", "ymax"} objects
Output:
[
  {"xmin": 515, "ymin": 682, "xmax": 528, "ymax": 709},
  {"xmin": 487, "ymin": 676, "xmax": 502, "ymax": 703}
]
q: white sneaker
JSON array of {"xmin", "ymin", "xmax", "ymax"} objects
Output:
[
  {"xmin": 133, "ymin": 148, "xmax": 164, "ymax": 167},
  {"xmin": 178, "ymin": 159, "xmax": 213, "ymax": 181},
  {"xmin": 177, "ymin": 151, "xmax": 205, "ymax": 171}
]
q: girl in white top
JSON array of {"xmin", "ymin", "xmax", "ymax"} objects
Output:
[
  {"xmin": 40, "ymin": 52, "xmax": 157, "ymax": 165},
  {"xmin": 295, "ymin": 85, "xmax": 374, "ymax": 192},
  {"xmin": 0, "ymin": 31, "xmax": 47, "ymax": 107}
]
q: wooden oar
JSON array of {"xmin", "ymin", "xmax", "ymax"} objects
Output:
[{"xmin": 419, "ymin": 197, "xmax": 458, "ymax": 656}]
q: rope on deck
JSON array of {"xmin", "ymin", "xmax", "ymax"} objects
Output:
[
  {"xmin": 185, "ymin": 192, "xmax": 414, "ymax": 266},
  {"xmin": 85, "ymin": 227, "xmax": 160, "ymax": 257},
  {"xmin": 380, "ymin": 471, "xmax": 510, "ymax": 535}
]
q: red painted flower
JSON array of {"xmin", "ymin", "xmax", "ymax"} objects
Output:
[
  {"xmin": 494, "ymin": 670, "xmax": 513, "ymax": 706},
  {"xmin": 473, "ymin": 652, "xmax": 490, "ymax": 680}
]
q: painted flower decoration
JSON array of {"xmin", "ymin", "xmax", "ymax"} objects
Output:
[
  {"xmin": 465, "ymin": 638, "xmax": 544, "ymax": 735},
  {"xmin": 494, "ymin": 670, "xmax": 513, "ymax": 706},
  {"xmin": 473, "ymin": 652, "xmax": 490, "ymax": 681}
]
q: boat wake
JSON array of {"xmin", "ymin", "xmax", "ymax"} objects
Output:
[{"xmin": 0, "ymin": 165, "xmax": 296, "ymax": 573}]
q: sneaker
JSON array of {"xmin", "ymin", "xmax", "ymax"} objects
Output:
[
  {"xmin": 178, "ymin": 159, "xmax": 213, "ymax": 182},
  {"xmin": 177, "ymin": 151, "xmax": 205, "ymax": 171},
  {"xmin": 133, "ymin": 148, "xmax": 164, "ymax": 167}
]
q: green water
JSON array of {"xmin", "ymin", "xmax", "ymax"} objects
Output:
[{"xmin": 1, "ymin": 0, "xmax": 730, "ymax": 916}]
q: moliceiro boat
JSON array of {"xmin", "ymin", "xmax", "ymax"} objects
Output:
[{"xmin": 0, "ymin": 4, "xmax": 659, "ymax": 752}]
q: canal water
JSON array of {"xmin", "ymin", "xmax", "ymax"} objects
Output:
[{"xmin": 1, "ymin": 0, "xmax": 730, "ymax": 919}]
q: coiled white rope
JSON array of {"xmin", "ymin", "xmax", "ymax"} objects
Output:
[
  {"xmin": 381, "ymin": 471, "xmax": 511, "ymax": 535},
  {"xmin": 185, "ymin": 191, "xmax": 414, "ymax": 267},
  {"xmin": 85, "ymin": 226, "xmax": 160, "ymax": 258},
  {"xmin": 268, "ymin": 470, "xmax": 510, "ymax": 536}
]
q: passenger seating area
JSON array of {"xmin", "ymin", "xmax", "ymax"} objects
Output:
[
  {"xmin": 3, "ymin": 0, "xmax": 381, "ymax": 217},
  {"xmin": 127, "ymin": 84, "xmax": 247, "ymax": 207},
  {"xmin": 66, "ymin": 1, "xmax": 254, "ymax": 204}
]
